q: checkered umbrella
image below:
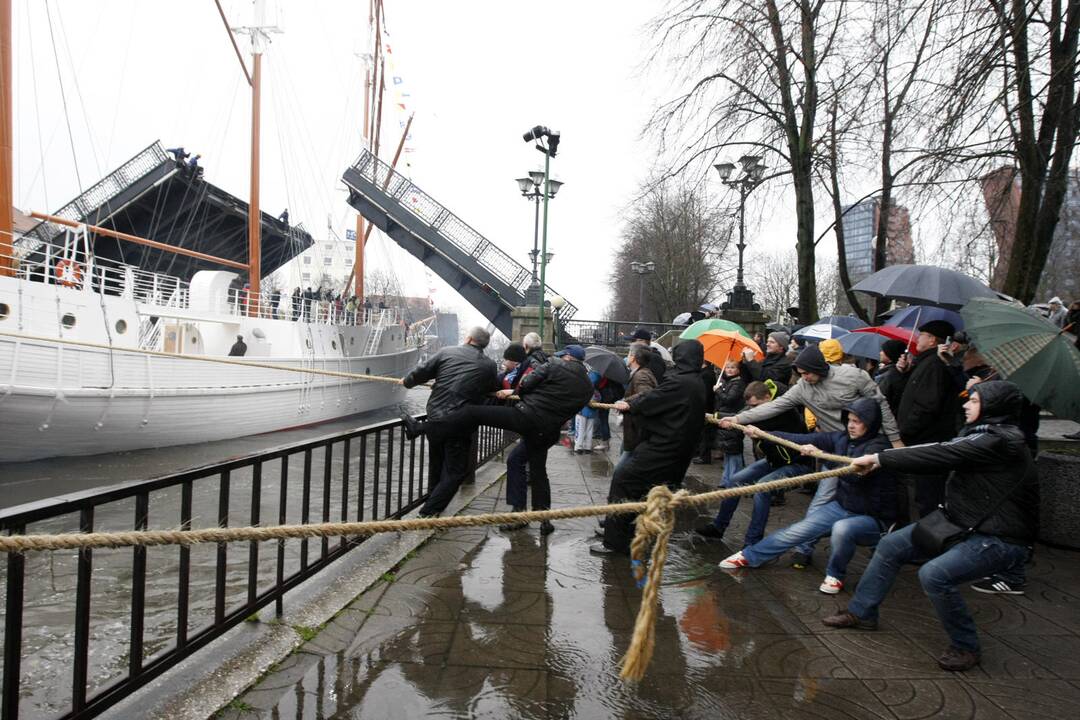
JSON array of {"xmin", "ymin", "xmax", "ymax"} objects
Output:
[{"xmin": 961, "ymin": 297, "xmax": 1080, "ymax": 422}]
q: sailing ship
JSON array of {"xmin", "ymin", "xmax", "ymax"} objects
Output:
[{"xmin": 0, "ymin": 1, "xmax": 420, "ymax": 462}]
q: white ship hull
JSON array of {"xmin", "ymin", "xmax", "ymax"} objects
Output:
[{"xmin": 0, "ymin": 260, "xmax": 424, "ymax": 462}]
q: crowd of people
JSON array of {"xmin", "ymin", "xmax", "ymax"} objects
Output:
[{"xmin": 397, "ymin": 313, "xmax": 1058, "ymax": 673}]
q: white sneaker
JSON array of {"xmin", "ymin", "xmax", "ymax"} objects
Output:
[
  {"xmin": 592, "ymin": 441, "xmax": 608, "ymax": 451},
  {"xmin": 819, "ymin": 575, "xmax": 843, "ymax": 594},
  {"xmin": 719, "ymin": 551, "xmax": 750, "ymax": 569}
]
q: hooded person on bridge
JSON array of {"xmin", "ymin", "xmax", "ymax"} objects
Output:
[{"xmin": 590, "ymin": 339, "xmax": 707, "ymax": 556}]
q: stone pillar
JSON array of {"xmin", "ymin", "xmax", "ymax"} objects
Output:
[
  {"xmin": 719, "ymin": 308, "xmax": 771, "ymax": 339},
  {"xmin": 511, "ymin": 306, "xmax": 556, "ymax": 351}
]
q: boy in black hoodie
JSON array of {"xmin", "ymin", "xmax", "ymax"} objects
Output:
[{"xmin": 719, "ymin": 397, "xmax": 897, "ymax": 597}]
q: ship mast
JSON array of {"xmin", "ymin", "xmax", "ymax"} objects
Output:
[
  {"xmin": 223, "ymin": 0, "xmax": 277, "ymax": 317},
  {"xmin": 0, "ymin": 0, "xmax": 13, "ymax": 277}
]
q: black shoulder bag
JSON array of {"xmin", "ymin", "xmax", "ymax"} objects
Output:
[{"xmin": 911, "ymin": 475, "xmax": 1021, "ymax": 558}]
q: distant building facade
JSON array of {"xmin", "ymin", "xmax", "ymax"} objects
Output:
[
  {"xmin": 268, "ymin": 234, "xmax": 357, "ymax": 294},
  {"xmin": 836, "ymin": 198, "xmax": 915, "ymax": 312},
  {"xmin": 980, "ymin": 166, "xmax": 1080, "ymax": 300}
]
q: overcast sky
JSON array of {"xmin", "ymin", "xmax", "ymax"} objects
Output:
[{"xmin": 12, "ymin": 0, "xmax": 821, "ymax": 329}]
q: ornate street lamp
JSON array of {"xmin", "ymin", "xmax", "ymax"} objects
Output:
[
  {"xmin": 715, "ymin": 154, "xmax": 767, "ymax": 311},
  {"xmin": 630, "ymin": 260, "xmax": 656, "ymax": 322},
  {"xmin": 521, "ymin": 125, "xmax": 562, "ymax": 339},
  {"xmin": 515, "ymin": 171, "xmax": 562, "ymax": 306}
]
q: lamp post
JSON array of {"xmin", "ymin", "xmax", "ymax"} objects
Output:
[
  {"xmin": 629, "ymin": 260, "xmax": 655, "ymax": 322},
  {"xmin": 514, "ymin": 171, "xmax": 562, "ymax": 305},
  {"xmin": 521, "ymin": 125, "xmax": 561, "ymax": 341},
  {"xmin": 714, "ymin": 154, "xmax": 766, "ymax": 311}
]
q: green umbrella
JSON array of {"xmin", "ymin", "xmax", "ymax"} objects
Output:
[
  {"xmin": 961, "ymin": 297, "xmax": 1080, "ymax": 422},
  {"xmin": 680, "ymin": 318, "xmax": 752, "ymax": 340}
]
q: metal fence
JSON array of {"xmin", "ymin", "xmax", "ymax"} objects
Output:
[
  {"xmin": 559, "ymin": 319, "xmax": 685, "ymax": 348},
  {"xmin": 0, "ymin": 416, "xmax": 516, "ymax": 720}
]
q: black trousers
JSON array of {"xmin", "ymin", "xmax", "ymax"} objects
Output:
[
  {"xmin": 420, "ymin": 434, "xmax": 473, "ymax": 515},
  {"xmin": 425, "ymin": 406, "xmax": 559, "ymax": 510},
  {"xmin": 603, "ymin": 458, "xmax": 690, "ymax": 554}
]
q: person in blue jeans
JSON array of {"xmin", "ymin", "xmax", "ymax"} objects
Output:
[
  {"xmin": 719, "ymin": 396, "xmax": 897, "ymax": 597},
  {"xmin": 696, "ymin": 380, "xmax": 808, "ymax": 546},
  {"xmin": 822, "ymin": 381, "xmax": 1038, "ymax": 672}
]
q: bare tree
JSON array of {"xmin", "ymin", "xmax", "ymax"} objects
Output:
[
  {"xmin": 748, "ymin": 249, "xmax": 800, "ymax": 324},
  {"xmin": 923, "ymin": 0, "xmax": 1080, "ymax": 303},
  {"xmin": 647, "ymin": 0, "xmax": 858, "ymax": 322},
  {"xmin": 607, "ymin": 180, "xmax": 733, "ymax": 322}
]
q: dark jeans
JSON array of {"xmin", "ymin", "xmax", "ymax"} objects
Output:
[
  {"xmin": 596, "ymin": 409, "xmax": 611, "ymax": 441},
  {"xmin": 698, "ymin": 424, "xmax": 716, "ymax": 463},
  {"xmin": 420, "ymin": 434, "xmax": 473, "ymax": 515},
  {"xmin": 711, "ymin": 459, "xmax": 811, "ymax": 547},
  {"xmin": 505, "ymin": 442, "xmax": 529, "ymax": 509},
  {"xmin": 425, "ymin": 405, "xmax": 558, "ymax": 510},
  {"xmin": 847, "ymin": 524, "xmax": 1029, "ymax": 652}
]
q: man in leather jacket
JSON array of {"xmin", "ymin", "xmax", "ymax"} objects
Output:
[
  {"xmin": 822, "ymin": 381, "xmax": 1038, "ymax": 673},
  {"xmin": 402, "ymin": 344, "xmax": 594, "ymax": 534},
  {"xmin": 402, "ymin": 327, "xmax": 498, "ymax": 517}
]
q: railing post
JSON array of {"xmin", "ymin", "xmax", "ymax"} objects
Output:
[{"xmin": 2, "ymin": 526, "xmax": 26, "ymax": 720}]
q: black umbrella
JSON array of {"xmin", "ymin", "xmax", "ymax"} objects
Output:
[
  {"xmin": 584, "ymin": 346, "xmax": 630, "ymax": 385},
  {"xmin": 851, "ymin": 264, "xmax": 1000, "ymax": 310}
]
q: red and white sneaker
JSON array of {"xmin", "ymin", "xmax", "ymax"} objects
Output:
[
  {"xmin": 819, "ymin": 575, "xmax": 843, "ymax": 594},
  {"xmin": 719, "ymin": 551, "xmax": 750, "ymax": 569}
]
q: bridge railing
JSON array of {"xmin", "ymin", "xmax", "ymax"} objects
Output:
[
  {"xmin": 559, "ymin": 319, "xmax": 685, "ymax": 348},
  {"xmin": 0, "ymin": 416, "xmax": 515, "ymax": 720}
]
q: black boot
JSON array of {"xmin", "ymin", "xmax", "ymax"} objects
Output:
[{"xmin": 499, "ymin": 507, "xmax": 528, "ymax": 531}]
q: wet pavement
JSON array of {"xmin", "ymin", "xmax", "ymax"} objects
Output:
[{"xmin": 224, "ymin": 434, "xmax": 1080, "ymax": 720}]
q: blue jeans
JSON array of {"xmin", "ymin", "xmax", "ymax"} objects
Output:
[
  {"xmin": 794, "ymin": 475, "xmax": 838, "ymax": 556},
  {"xmin": 741, "ymin": 501, "xmax": 881, "ymax": 578},
  {"xmin": 596, "ymin": 409, "xmax": 611, "ymax": 441},
  {"xmin": 722, "ymin": 454, "xmax": 746, "ymax": 486},
  {"xmin": 712, "ymin": 459, "xmax": 810, "ymax": 547},
  {"xmin": 847, "ymin": 524, "xmax": 1030, "ymax": 652}
]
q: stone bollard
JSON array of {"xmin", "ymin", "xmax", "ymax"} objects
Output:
[{"xmin": 1037, "ymin": 452, "xmax": 1080, "ymax": 549}]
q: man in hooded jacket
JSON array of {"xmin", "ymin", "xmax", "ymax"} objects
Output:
[
  {"xmin": 591, "ymin": 340, "xmax": 707, "ymax": 555},
  {"xmin": 823, "ymin": 381, "xmax": 1038, "ymax": 672}
]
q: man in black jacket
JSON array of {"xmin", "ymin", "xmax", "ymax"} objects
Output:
[
  {"xmin": 741, "ymin": 331, "xmax": 793, "ymax": 388},
  {"xmin": 402, "ymin": 327, "xmax": 498, "ymax": 517},
  {"xmin": 402, "ymin": 344, "xmax": 594, "ymax": 534},
  {"xmin": 896, "ymin": 320, "xmax": 959, "ymax": 519},
  {"xmin": 591, "ymin": 340, "xmax": 707, "ymax": 555},
  {"xmin": 823, "ymin": 381, "xmax": 1038, "ymax": 672},
  {"xmin": 693, "ymin": 360, "xmax": 719, "ymax": 464},
  {"xmin": 874, "ymin": 339, "xmax": 908, "ymax": 416}
]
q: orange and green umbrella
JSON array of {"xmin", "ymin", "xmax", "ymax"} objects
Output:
[
  {"xmin": 697, "ymin": 329, "xmax": 764, "ymax": 366},
  {"xmin": 680, "ymin": 318, "xmax": 752, "ymax": 341}
]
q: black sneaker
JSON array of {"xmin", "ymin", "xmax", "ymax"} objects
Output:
[
  {"xmin": 539, "ymin": 520, "xmax": 555, "ymax": 536},
  {"xmin": 791, "ymin": 552, "xmax": 813, "ymax": 569},
  {"xmin": 694, "ymin": 524, "xmax": 725, "ymax": 540},
  {"xmin": 971, "ymin": 576, "xmax": 1026, "ymax": 595}
]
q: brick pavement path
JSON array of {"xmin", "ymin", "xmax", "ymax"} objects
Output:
[{"xmin": 222, "ymin": 438, "xmax": 1080, "ymax": 719}]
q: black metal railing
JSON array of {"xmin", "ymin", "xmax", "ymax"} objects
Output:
[
  {"xmin": 559, "ymin": 319, "xmax": 684, "ymax": 349},
  {"xmin": 0, "ymin": 416, "xmax": 515, "ymax": 720}
]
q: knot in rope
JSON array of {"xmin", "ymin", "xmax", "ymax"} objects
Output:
[{"xmin": 620, "ymin": 484, "xmax": 688, "ymax": 682}]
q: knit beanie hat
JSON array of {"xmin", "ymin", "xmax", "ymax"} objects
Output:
[
  {"xmin": 794, "ymin": 345, "xmax": 830, "ymax": 376},
  {"xmin": 768, "ymin": 331, "xmax": 790, "ymax": 350},
  {"xmin": 880, "ymin": 339, "xmax": 906, "ymax": 363},
  {"xmin": 503, "ymin": 343, "xmax": 527, "ymax": 363},
  {"xmin": 819, "ymin": 339, "xmax": 844, "ymax": 364}
]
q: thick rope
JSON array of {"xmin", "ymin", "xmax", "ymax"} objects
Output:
[{"xmin": 0, "ymin": 459, "xmax": 856, "ymax": 682}]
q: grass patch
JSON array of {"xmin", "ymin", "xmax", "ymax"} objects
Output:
[
  {"xmin": 292, "ymin": 624, "xmax": 325, "ymax": 642},
  {"xmin": 244, "ymin": 613, "xmax": 260, "ymax": 623},
  {"xmin": 381, "ymin": 571, "xmax": 397, "ymax": 584}
]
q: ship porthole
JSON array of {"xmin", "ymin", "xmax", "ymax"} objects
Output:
[
  {"xmin": 350, "ymin": 337, "xmax": 355, "ymax": 345},
  {"xmin": 61, "ymin": 313, "xmax": 76, "ymax": 329},
  {"xmin": 305, "ymin": 339, "xmax": 312, "ymax": 349},
  {"xmin": 331, "ymin": 340, "xmax": 337, "ymax": 350},
  {"xmin": 115, "ymin": 319, "xmax": 128, "ymax": 334},
  {"xmin": 0, "ymin": 303, "xmax": 8, "ymax": 320}
]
